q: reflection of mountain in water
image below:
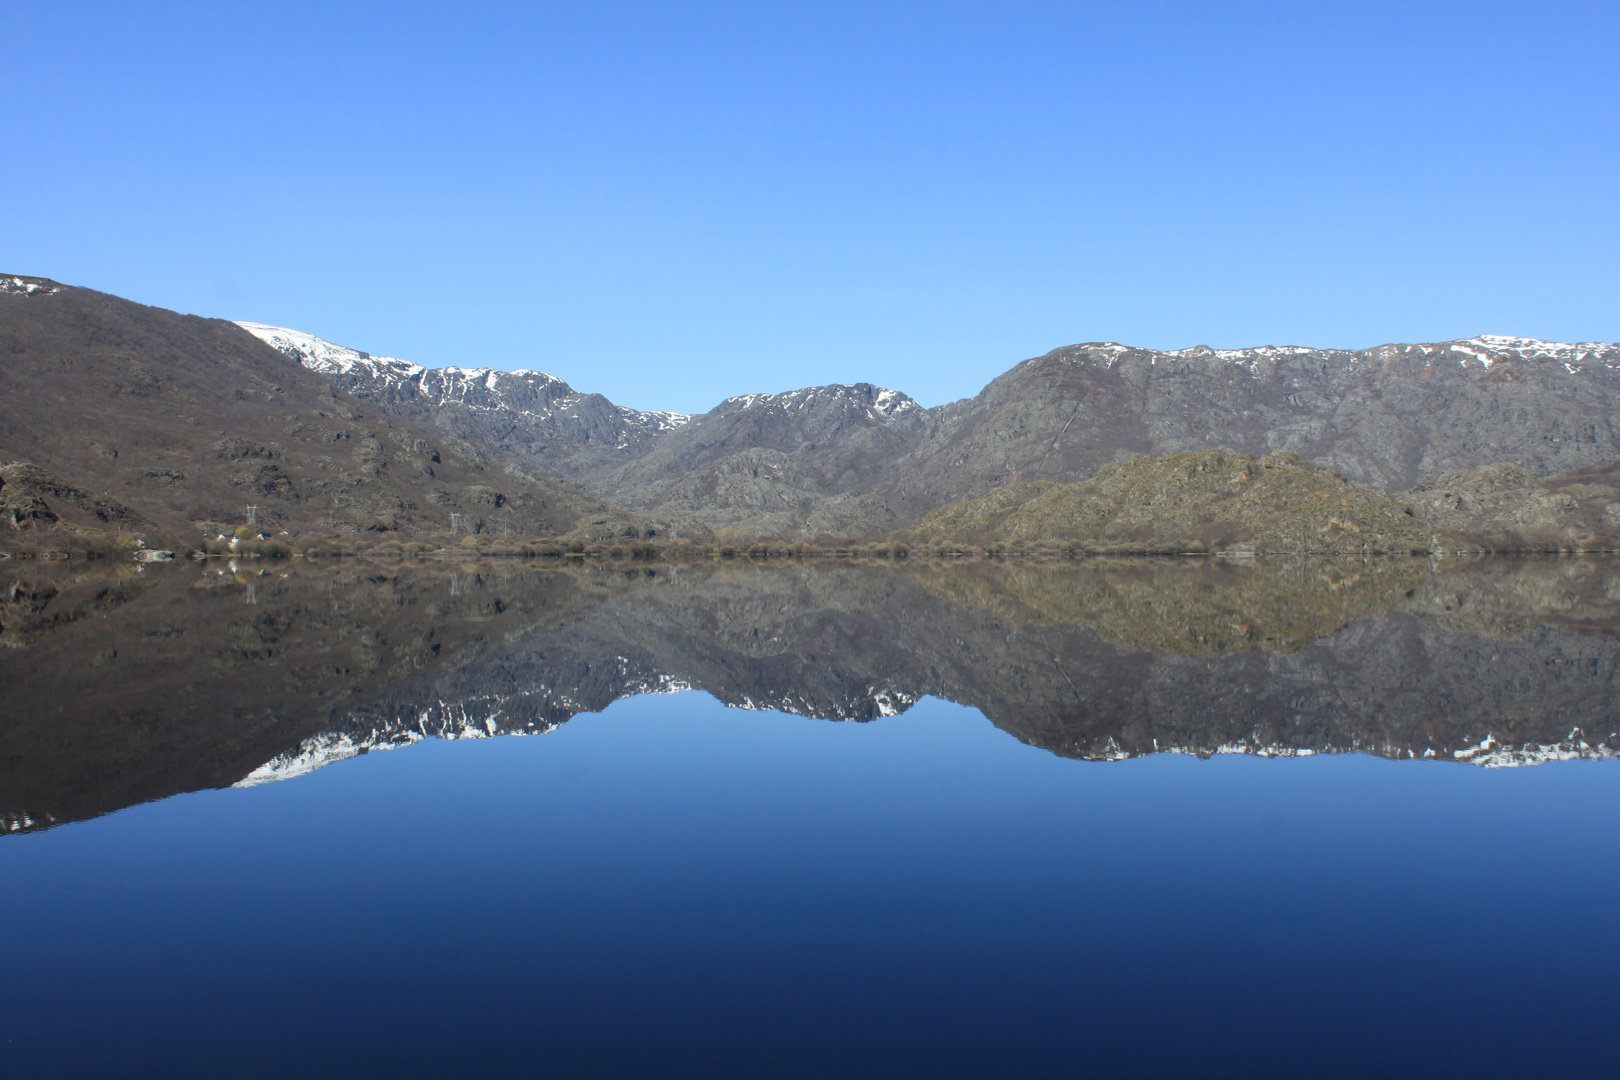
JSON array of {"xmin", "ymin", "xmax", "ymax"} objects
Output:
[{"xmin": 5, "ymin": 556, "xmax": 1620, "ymax": 833}]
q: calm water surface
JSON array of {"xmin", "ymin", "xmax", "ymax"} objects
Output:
[{"xmin": 2, "ymin": 557, "xmax": 1618, "ymax": 1078}]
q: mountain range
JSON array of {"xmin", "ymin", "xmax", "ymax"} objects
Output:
[
  {"xmin": 237, "ymin": 316, "xmax": 1620, "ymax": 541},
  {"xmin": 3, "ymin": 273, "xmax": 1619, "ymax": 542}
]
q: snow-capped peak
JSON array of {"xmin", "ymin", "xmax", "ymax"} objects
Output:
[
  {"xmin": 235, "ymin": 320, "xmax": 691, "ymax": 465},
  {"xmin": 236, "ymin": 321, "xmax": 424, "ymax": 379},
  {"xmin": 236, "ymin": 321, "xmax": 587, "ymax": 393},
  {"xmin": 639, "ymin": 410, "xmax": 693, "ymax": 430},
  {"xmin": 1471, "ymin": 334, "xmax": 1581, "ymax": 352}
]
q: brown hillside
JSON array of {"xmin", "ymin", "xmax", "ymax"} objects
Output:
[{"xmin": 0, "ymin": 276, "xmax": 621, "ymax": 544}]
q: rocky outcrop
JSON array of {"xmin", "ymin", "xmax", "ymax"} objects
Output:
[
  {"xmin": 1407, "ymin": 460, "xmax": 1620, "ymax": 545},
  {"xmin": 1, "ymin": 462, "xmax": 150, "ymax": 532}
]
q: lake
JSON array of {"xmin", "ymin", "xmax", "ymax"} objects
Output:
[{"xmin": 3, "ymin": 555, "xmax": 1618, "ymax": 1078}]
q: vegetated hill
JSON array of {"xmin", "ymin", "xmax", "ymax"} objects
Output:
[
  {"xmin": 237, "ymin": 310, "xmax": 1620, "ymax": 539},
  {"xmin": 0, "ymin": 277, "xmax": 633, "ymax": 545},
  {"xmin": 0, "ymin": 461, "xmax": 153, "ymax": 535},
  {"xmin": 909, "ymin": 449, "xmax": 1437, "ymax": 554}
]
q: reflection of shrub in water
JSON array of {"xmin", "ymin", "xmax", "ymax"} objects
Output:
[
  {"xmin": 1407, "ymin": 556, "xmax": 1620, "ymax": 641},
  {"xmin": 199, "ymin": 536, "xmax": 291, "ymax": 558},
  {"xmin": 901, "ymin": 556, "xmax": 1436, "ymax": 655},
  {"xmin": 903, "ymin": 554, "xmax": 1620, "ymax": 655}
]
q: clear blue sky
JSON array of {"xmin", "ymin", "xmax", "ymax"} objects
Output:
[{"xmin": 3, "ymin": 2, "xmax": 1616, "ymax": 413}]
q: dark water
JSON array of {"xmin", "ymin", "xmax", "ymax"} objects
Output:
[{"xmin": 3, "ymin": 556, "xmax": 1619, "ymax": 1078}]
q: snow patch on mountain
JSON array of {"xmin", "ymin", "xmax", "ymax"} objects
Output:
[
  {"xmin": 718, "ymin": 383, "xmax": 921, "ymax": 423},
  {"xmin": 1, "ymin": 276, "xmax": 59, "ymax": 297},
  {"xmin": 1465, "ymin": 335, "xmax": 1620, "ymax": 369},
  {"xmin": 1166, "ymin": 344, "xmax": 1331, "ymax": 371},
  {"xmin": 237, "ymin": 321, "xmax": 423, "ymax": 380},
  {"xmin": 639, "ymin": 410, "xmax": 693, "ymax": 431},
  {"xmin": 236, "ymin": 321, "xmax": 561, "ymax": 389}
]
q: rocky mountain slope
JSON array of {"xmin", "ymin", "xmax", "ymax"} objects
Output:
[
  {"xmin": 1406, "ymin": 459, "xmax": 1620, "ymax": 545},
  {"xmin": 0, "ymin": 277, "xmax": 629, "ymax": 542},
  {"xmin": 239, "ymin": 322, "xmax": 927, "ymax": 537},
  {"xmin": 238, "ymin": 312, "xmax": 1620, "ymax": 538},
  {"xmin": 879, "ymin": 337, "xmax": 1620, "ymax": 520},
  {"xmin": 238, "ymin": 322, "xmax": 691, "ymax": 475}
]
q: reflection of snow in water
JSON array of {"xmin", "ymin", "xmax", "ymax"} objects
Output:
[{"xmin": 235, "ymin": 674, "xmax": 700, "ymax": 787}]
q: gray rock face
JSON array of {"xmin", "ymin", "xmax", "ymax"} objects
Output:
[{"xmin": 244, "ymin": 320, "xmax": 1620, "ymax": 537}]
